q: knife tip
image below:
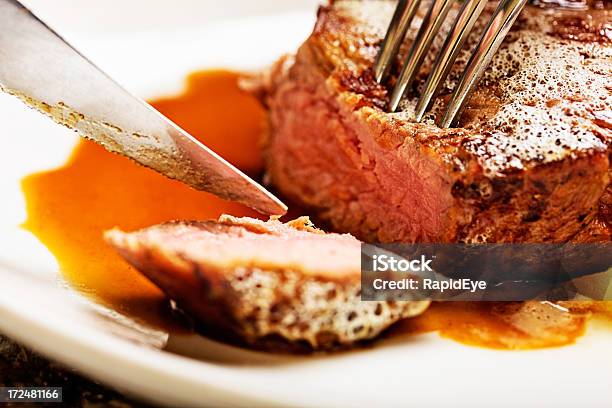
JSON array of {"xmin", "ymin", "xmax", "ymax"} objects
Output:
[{"xmin": 255, "ymin": 192, "xmax": 288, "ymax": 216}]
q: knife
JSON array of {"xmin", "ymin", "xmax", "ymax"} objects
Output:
[{"xmin": 0, "ymin": 0, "xmax": 287, "ymax": 215}]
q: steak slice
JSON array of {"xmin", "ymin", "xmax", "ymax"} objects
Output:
[
  {"xmin": 258, "ymin": 1, "xmax": 611, "ymax": 243},
  {"xmin": 105, "ymin": 215, "xmax": 429, "ymax": 350}
]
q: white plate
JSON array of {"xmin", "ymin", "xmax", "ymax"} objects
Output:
[{"xmin": 0, "ymin": 1, "xmax": 610, "ymax": 407}]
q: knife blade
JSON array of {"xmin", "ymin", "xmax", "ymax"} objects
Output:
[{"xmin": 0, "ymin": 0, "xmax": 287, "ymax": 215}]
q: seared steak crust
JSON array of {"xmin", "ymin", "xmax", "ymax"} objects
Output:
[{"xmin": 260, "ymin": 1, "xmax": 611, "ymax": 243}]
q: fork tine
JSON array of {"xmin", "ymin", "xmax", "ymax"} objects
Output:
[
  {"xmin": 439, "ymin": 0, "xmax": 528, "ymax": 127},
  {"xmin": 374, "ymin": 0, "xmax": 421, "ymax": 84},
  {"xmin": 388, "ymin": 0, "xmax": 455, "ymax": 112},
  {"xmin": 414, "ymin": 0, "xmax": 487, "ymax": 122}
]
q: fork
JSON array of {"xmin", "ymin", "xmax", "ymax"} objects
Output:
[{"xmin": 374, "ymin": 0, "xmax": 528, "ymax": 127}]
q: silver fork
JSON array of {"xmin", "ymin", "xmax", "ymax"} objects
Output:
[{"xmin": 374, "ymin": 0, "xmax": 528, "ymax": 127}]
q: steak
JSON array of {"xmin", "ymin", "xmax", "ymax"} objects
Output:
[
  {"xmin": 105, "ymin": 215, "xmax": 429, "ymax": 350},
  {"xmin": 257, "ymin": 1, "xmax": 612, "ymax": 243}
]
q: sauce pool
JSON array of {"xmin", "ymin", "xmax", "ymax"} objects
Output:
[
  {"xmin": 21, "ymin": 69, "xmax": 610, "ymax": 349},
  {"xmin": 21, "ymin": 70, "xmax": 262, "ymax": 329}
]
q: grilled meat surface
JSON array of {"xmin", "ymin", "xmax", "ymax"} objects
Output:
[{"xmin": 258, "ymin": 1, "xmax": 611, "ymax": 243}]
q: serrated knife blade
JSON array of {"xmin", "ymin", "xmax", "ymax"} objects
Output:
[{"xmin": 0, "ymin": 0, "xmax": 287, "ymax": 215}]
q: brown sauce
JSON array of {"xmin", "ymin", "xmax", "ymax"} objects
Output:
[
  {"xmin": 390, "ymin": 301, "xmax": 611, "ymax": 349},
  {"xmin": 21, "ymin": 70, "xmax": 262, "ymax": 329},
  {"xmin": 21, "ymin": 69, "xmax": 611, "ymax": 349}
]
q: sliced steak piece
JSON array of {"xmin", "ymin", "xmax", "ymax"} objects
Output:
[
  {"xmin": 258, "ymin": 1, "xmax": 611, "ymax": 243},
  {"xmin": 105, "ymin": 215, "xmax": 429, "ymax": 350}
]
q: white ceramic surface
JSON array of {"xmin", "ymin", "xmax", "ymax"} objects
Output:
[{"xmin": 0, "ymin": 1, "xmax": 610, "ymax": 407}]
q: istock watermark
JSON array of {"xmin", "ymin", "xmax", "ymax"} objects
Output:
[
  {"xmin": 361, "ymin": 243, "xmax": 612, "ymax": 301},
  {"xmin": 372, "ymin": 254, "xmax": 433, "ymax": 272}
]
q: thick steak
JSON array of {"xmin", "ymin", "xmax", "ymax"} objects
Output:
[
  {"xmin": 258, "ymin": 1, "xmax": 611, "ymax": 243},
  {"xmin": 105, "ymin": 215, "xmax": 429, "ymax": 350}
]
